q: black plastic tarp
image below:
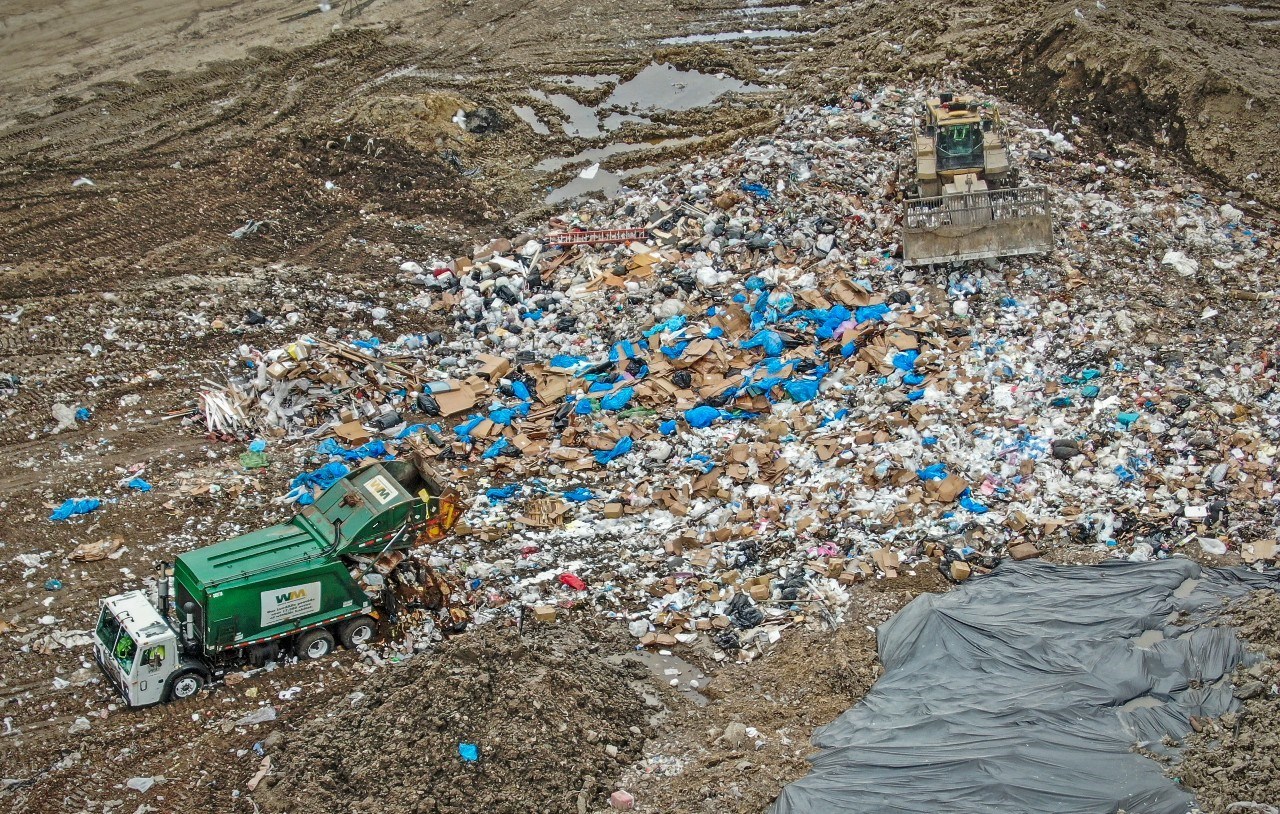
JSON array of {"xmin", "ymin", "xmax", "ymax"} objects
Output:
[{"xmin": 773, "ymin": 559, "xmax": 1279, "ymax": 814}]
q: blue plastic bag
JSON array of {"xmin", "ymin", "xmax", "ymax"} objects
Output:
[
  {"xmin": 609, "ymin": 340, "xmax": 641, "ymax": 361},
  {"xmin": 455, "ymin": 415, "xmax": 485, "ymax": 439},
  {"xmin": 489, "ymin": 408, "xmax": 517, "ymax": 426},
  {"xmin": 126, "ymin": 477, "xmax": 152, "ymax": 492},
  {"xmin": 959, "ymin": 491, "xmax": 989, "ymax": 514},
  {"xmin": 50, "ymin": 498, "xmax": 100, "ymax": 522},
  {"xmin": 550, "ymin": 354, "xmax": 588, "ymax": 371},
  {"xmin": 644, "ymin": 315, "xmax": 687, "ymax": 337},
  {"xmin": 481, "ymin": 437, "xmax": 509, "ymax": 460},
  {"xmin": 292, "ymin": 462, "xmax": 350, "ymax": 492},
  {"xmin": 661, "ymin": 341, "xmax": 689, "ymax": 360},
  {"xmin": 458, "ymin": 743, "xmax": 479, "ymax": 762},
  {"xmin": 511, "ymin": 381, "xmax": 531, "ymax": 401},
  {"xmin": 317, "ymin": 438, "xmax": 389, "ymax": 461},
  {"xmin": 783, "ymin": 378, "xmax": 819, "ymax": 402},
  {"xmin": 685, "ymin": 406, "xmax": 720, "ymax": 428},
  {"xmin": 486, "ymin": 484, "xmax": 519, "ymax": 501},
  {"xmin": 742, "ymin": 330, "xmax": 784, "ymax": 357},
  {"xmin": 563, "ymin": 487, "xmax": 595, "ymax": 502},
  {"xmin": 601, "ymin": 387, "xmax": 634, "ymax": 411},
  {"xmin": 855, "ymin": 303, "xmax": 890, "ymax": 323},
  {"xmin": 917, "ymin": 463, "xmax": 948, "ymax": 481},
  {"xmin": 740, "ymin": 182, "xmax": 771, "ymax": 199},
  {"xmin": 659, "ymin": 420, "xmax": 677, "ymax": 436},
  {"xmin": 594, "ymin": 435, "xmax": 633, "ymax": 465},
  {"xmin": 892, "ymin": 349, "xmax": 919, "ymax": 372}
]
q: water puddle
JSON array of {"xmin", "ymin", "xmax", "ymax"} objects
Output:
[
  {"xmin": 1119, "ymin": 695, "xmax": 1165, "ymax": 711},
  {"xmin": 603, "ymin": 62, "xmax": 767, "ymax": 112},
  {"xmin": 631, "ymin": 649, "xmax": 712, "ymax": 707},
  {"xmin": 723, "ymin": 3, "xmax": 803, "ymax": 15},
  {"xmin": 526, "ymin": 89, "xmax": 603, "ymax": 138},
  {"xmin": 535, "ymin": 135, "xmax": 701, "ymax": 173},
  {"xmin": 1134, "ymin": 629, "xmax": 1165, "ymax": 648},
  {"xmin": 552, "ymin": 74, "xmax": 620, "ymax": 90},
  {"xmin": 658, "ymin": 28, "xmax": 803, "ymax": 44},
  {"xmin": 527, "ymin": 63, "xmax": 768, "ymax": 141},
  {"xmin": 601, "ymin": 111, "xmax": 651, "ymax": 131},
  {"xmin": 511, "ymin": 105, "xmax": 551, "ymax": 135},
  {"xmin": 545, "ymin": 164, "xmax": 654, "ymax": 205}
]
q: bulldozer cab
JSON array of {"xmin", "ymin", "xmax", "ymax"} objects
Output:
[{"xmin": 934, "ymin": 123, "xmax": 985, "ymax": 172}]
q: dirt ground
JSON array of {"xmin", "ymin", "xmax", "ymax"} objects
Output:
[
  {"xmin": 0, "ymin": 0, "xmax": 1277, "ymax": 812},
  {"xmin": 1175, "ymin": 591, "xmax": 1280, "ymax": 814}
]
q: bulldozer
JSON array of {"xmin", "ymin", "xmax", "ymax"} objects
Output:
[{"xmin": 899, "ymin": 92, "xmax": 1053, "ymax": 266}]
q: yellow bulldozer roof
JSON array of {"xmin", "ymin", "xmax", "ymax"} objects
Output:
[{"xmin": 922, "ymin": 95, "xmax": 991, "ymax": 127}]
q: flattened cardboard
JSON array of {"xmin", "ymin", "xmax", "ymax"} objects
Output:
[
  {"xmin": 334, "ymin": 420, "xmax": 371, "ymax": 444},
  {"xmin": 434, "ymin": 381, "xmax": 477, "ymax": 417}
]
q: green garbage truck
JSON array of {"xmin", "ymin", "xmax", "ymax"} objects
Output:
[{"xmin": 94, "ymin": 453, "xmax": 462, "ymax": 707}]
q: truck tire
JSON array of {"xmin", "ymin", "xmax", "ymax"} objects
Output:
[
  {"xmin": 296, "ymin": 628, "xmax": 335, "ymax": 661},
  {"xmin": 338, "ymin": 616, "xmax": 376, "ymax": 649},
  {"xmin": 165, "ymin": 670, "xmax": 206, "ymax": 702}
]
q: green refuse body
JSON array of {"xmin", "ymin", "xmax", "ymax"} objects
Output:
[{"xmin": 94, "ymin": 456, "xmax": 462, "ymax": 707}]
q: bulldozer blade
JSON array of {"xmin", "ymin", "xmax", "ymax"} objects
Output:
[{"xmin": 902, "ymin": 185, "xmax": 1053, "ymax": 266}]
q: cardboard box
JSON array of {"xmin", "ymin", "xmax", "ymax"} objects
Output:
[
  {"xmin": 1008, "ymin": 542, "xmax": 1042, "ymax": 561},
  {"xmin": 603, "ymin": 503, "xmax": 624, "ymax": 519},
  {"xmin": 950, "ymin": 561, "xmax": 972, "ymax": 581},
  {"xmin": 434, "ymin": 381, "xmax": 477, "ymax": 417},
  {"xmin": 333, "ymin": 419, "xmax": 371, "ymax": 444},
  {"xmin": 475, "ymin": 354, "xmax": 511, "ymax": 381},
  {"xmin": 1243, "ymin": 539, "xmax": 1278, "ymax": 563},
  {"xmin": 749, "ymin": 583, "xmax": 772, "ymax": 601},
  {"xmin": 532, "ymin": 605, "xmax": 557, "ymax": 623},
  {"xmin": 871, "ymin": 548, "xmax": 900, "ymax": 578},
  {"xmin": 927, "ymin": 474, "xmax": 969, "ymax": 503}
]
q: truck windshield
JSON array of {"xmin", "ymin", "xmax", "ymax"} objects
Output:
[
  {"xmin": 936, "ymin": 124, "xmax": 985, "ymax": 171},
  {"xmin": 96, "ymin": 607, "xmax": 138, "ymax": 670}
]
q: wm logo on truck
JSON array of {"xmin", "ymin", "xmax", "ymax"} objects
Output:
[{"xmin": 261, "ymin": 581, "xmax": 321, "ymax": 626}]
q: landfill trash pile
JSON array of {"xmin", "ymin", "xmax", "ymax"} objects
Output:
[
  {"xmin": 256, "ymin": 625, "xmax": 652, "ymax": 814},
  {"xmin": 773, "ymin": 559, "xmax": 1280, "ymax": 814},
  {"xmin": 192, "ymin": 83, "xmax": 1280, "ymax": 661}
]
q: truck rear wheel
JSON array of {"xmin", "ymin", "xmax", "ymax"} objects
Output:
[
  {"xmin": 296, "ymin": 628, "xmax": 335, "ymax": 661},
  {"xmin": 338, "ymin": 616, "xmax": 376, "ymax": 649},
  {"xmin": 165, "ymin": 670, "xmax": 206, "ymax": 702}
]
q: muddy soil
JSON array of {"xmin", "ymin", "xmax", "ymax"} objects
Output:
[
  {"xmin": 258, "ymin": 624, "xmax": 654, "ymax": 814},
  {"xmin": 1175, "ymin": 591, "xmax": 1280, "ymax": 814}
]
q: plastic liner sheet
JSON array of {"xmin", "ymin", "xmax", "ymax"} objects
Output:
[{"xmin": 773, "ymin": 560, "xmax": 1280, "ymax": 814}]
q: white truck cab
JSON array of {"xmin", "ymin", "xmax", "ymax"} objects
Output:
[{"xmin": 94, "ymin": 590, "xmax": 197, "ymax": 706}]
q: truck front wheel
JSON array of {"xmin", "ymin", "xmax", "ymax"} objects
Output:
[
  {"xmin": 338, "ymin": 616, "xmax": 376, "ymax": 649},
  {"xmin": 296, "ymin": 629, "xmax": 335, "ymax": 661},
  {"xmin": 166, "ymin": 670, "xmax": 206, "ymax": 702}
]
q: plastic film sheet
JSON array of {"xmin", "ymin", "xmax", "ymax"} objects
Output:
[{"xmin": 773, "ymin": 560, "xmax": 1279, "ymax": 814}]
